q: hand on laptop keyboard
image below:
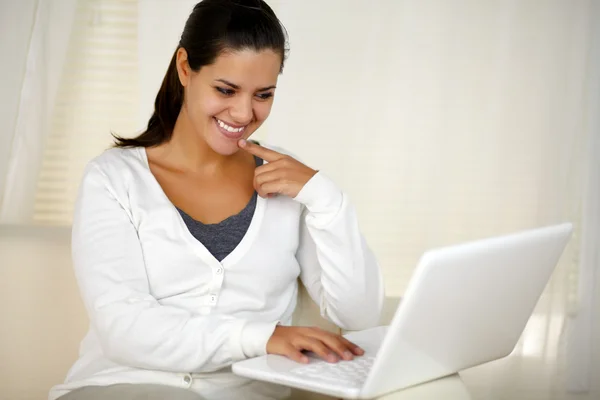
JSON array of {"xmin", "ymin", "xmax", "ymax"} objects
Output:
[{"xmin": 266, "ymin": 326, "xmax": 364, "ymax": 364}]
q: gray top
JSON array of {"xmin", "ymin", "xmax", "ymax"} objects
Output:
[{"xmin": 177, "ymin": 156, "xmax": 263, "ymax": 262}]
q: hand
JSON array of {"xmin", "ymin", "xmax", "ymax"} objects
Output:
[
  {"xmin": 266, "ymin": 325, "xmax": 365, "ymax": 364},
  {"xmin": 238, "ymin": 139, "xmax": 318, "ymax": 199}
]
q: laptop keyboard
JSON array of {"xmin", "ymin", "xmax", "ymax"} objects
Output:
[{"xmin": 290, "ymin": 355, "xmax": 375, "ymax": 386}]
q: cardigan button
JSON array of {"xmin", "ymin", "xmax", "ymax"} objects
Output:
[{"xmin": 183, "ymin": 374, "xmax": 192, "ymax": 387}]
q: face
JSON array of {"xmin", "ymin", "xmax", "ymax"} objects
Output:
[{"xmin": 176, "ymin": 48, "xmax": 281, "ymax": 155}]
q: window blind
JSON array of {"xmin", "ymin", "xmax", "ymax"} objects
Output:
[{"xmin": 33, "ymin": 0, "xmax": 139, "ymax": 225}]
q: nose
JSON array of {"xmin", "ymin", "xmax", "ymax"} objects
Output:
[{"xmin": 229, "ymin": 95, "xmax": 253, "ymax": 125}]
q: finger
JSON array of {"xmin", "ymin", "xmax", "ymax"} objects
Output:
[
  {"xmin": 238, "ymin": 139, "xmax": 284, "ymax": 162},
  {"xmin": 296, "ymin": 337, "xmax": 338, "ymax": 363},
  {"xmin": 256, "ymin": 181, "xmax": 285, "ymax": 198},
  {"xmin": 254, "ymin": 159, "xmax": 283, "ymax": 175},
  {"xmin": 340, "ymin": 337, "xmax": 365, "ymax": 356},
  {"xmin": 319, "ymin": 335, "xmax": 356, "ymax": 361},
  {"xmin": 305, "ymin": 330, "xmax": 355, "ymax": 361},
  {"xmin": 282, "ymin": 344, "xmax": 309, "ymax": 364},
  {"xmin": 255, "ymin": 169, "xmax": 287, "ymax": 188}
]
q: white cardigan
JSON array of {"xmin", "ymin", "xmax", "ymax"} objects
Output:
[{"xmin": 50, "ymin": 145, "xmax": 384, "ymax": 400}]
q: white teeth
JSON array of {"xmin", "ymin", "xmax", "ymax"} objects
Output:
[{"xmin": 217, "ymin": 119, "xmax": 246, "ymax": 133}]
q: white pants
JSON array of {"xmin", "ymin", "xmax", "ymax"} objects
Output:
[
  {"xmin": 56, "ymin": 383, "xmax": 334, "ymax": 400},
  {"xmin": 57, "ymin": 384, "xmax": 206, "ymax": 400}
]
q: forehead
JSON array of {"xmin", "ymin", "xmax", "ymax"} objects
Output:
[{"xmin": 200, "ymin": 49, "xmax": 281, "ymax": 88}]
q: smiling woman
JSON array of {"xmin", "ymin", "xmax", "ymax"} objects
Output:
[{"xmin": 49, "ymin": 1, "xmax": 384, "ymax": 399}]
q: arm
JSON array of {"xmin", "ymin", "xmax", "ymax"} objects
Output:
[
  {"xmin": 72, "ymin": 163, "xmax": 276, "ymax": 372},
  {"xmin": 294, "ymin": 172, "xmax": 385, "ymax": 331}
]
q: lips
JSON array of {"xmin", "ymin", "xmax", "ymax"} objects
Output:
[{"xmin": 214, "ymin": 118, "xmax": 247, "ymax": 140}]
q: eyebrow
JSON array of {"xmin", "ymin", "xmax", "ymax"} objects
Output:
[{"xmin": 215, "ymin": 79, "xmax": 276, "ymax": 92}]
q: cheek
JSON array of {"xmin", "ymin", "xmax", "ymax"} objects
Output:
[
  {"xmin": 253, "ymin": 102, "xmax": 274, "ymax": 123},
  {"xmin": 185, "ymin": 87, "xmax": 225, "ymax": 120},
  {"xmin": 200, "ymin": 97, "xmax": 227, "ymax": 118}
]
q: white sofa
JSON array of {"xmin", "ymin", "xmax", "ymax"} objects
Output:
[
  {"xmin": 0, "ymin": 225, "xmax": 397, "ymax": 400},
  {"xmin": 1, "ymin": 226, "xmax": 89, "ymax": 400}
]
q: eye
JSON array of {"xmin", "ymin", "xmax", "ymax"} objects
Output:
[
  {"xmin": 256, "ymin": 92, "xmax": 274, "ymax": 100},
  {"xmin": 216, "ymin": 87, "xmax": 235, "ymax": 96}
]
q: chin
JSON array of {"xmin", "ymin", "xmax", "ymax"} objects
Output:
[{"xmin": 206, "ymin": 138, "xmax": 241, "ymax": 156}]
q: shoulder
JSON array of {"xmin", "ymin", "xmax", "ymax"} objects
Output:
[
  {"xmin": 88, "ymin": 146, "xmax": 144, "ymax": 173},
  {"xmin": 81, "ymin": 146, "xmax": 147, "ymax": 192}
]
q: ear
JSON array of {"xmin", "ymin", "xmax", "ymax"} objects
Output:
[{"xmin": 176, "ymin": 47, "xmax": 191, "ymax": 87}]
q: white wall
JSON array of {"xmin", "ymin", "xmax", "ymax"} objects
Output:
[
  {"xmin": 260, "ymin": 0, "xmax": 590, "ymax": 295},
  {"xmin": 138, "ymin": 0, "xmax": 198, "ymax": 129}
]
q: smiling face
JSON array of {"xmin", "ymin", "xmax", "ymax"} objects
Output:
[{"xmin": 175, "ymin": 48, "xmax": 282, "ymax": 156}]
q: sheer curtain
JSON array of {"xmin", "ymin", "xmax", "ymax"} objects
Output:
[
  {"xmin": 567, "ymin": 0, "xmax": 600, "ymax": 391},
  {"xmin": 0, "ymin": 0, "xmax": 76, "ymax": 224}
]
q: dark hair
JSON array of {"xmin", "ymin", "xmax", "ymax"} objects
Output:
[{"xmin": 114, "ymin": 0, "xmax": 288, "ymax": 148}]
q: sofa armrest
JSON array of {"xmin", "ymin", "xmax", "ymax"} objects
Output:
[{"xmin": 340, "ymin": 296, "xmax": 402, "ymax": 335}]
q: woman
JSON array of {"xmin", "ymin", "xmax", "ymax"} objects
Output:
[{"xmin": 50, "ymin": 0, "xmax": 384, "ymax": 399}]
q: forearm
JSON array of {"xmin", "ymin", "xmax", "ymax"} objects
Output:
[{"xmin": 296, "ymin": 172, "xmax": 385, "ymax": 331}]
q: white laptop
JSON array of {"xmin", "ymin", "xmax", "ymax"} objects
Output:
[{"xmin": 232, "ymin": 223, "xmax": 573, "ymax": 399}]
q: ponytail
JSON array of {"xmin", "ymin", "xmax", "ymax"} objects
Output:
[{"xmin": 113, "ymin": 49, "xmax": 183, "ymax": 148}]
